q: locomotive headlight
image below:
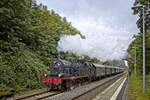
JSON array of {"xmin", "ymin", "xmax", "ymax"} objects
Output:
[
  {"xmin": 44, "ymin": 74, "xmax": 47, "ymax": 77},
  {"xmin": 58, "ymin": 73, "xmax": 63, "ymax": 77},
  {"xmin": 58, "ymin": 74, "xmax": 62, "ymax": 77}
]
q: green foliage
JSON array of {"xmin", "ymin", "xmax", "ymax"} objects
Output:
[
  {"xmin": 128, "ymin": 34, "xmax": 143, "ymax": 74},
  {"xmin": 129, "ymin": 34, "xmax": 150, "ymax": 74},
  {"xmin": 0, "ymin": 84, "xmax": 14, "ymax": 97},
  {"xmin": 58, "ymin": 51, "xmax": 98, "ymax": 63},
  {"xmin": 0, "ymin": 0, "xmax": 81, "ymax": 96},
  {"xmin": 104, "ymin": 60, "xmax": 125, "ymax": 67},
  {"xmin": 130, "ymin": 0, "xmax": 150, "ymax": 74},
  {"xmin": 128, "ymin": 1, "xmax": 150, "ymax": 98},
  {"xmin": 128, "ymin": 74, "xmax": 150, "ymax": 100},
  {"xmin": 132, "ymin": 0, "xmax": 150, "ymax": 32},
  {"xmin": 134, "ymin": 0, "xmax": 149, "ymax": 5},
  {"xmin": 0, "ymin": 50, "xmax": 45, "ymax": 95}
]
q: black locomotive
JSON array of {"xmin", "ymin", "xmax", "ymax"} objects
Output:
[{"xmin": 42, "ymin": 59, "xmax": 124, "ymax": 90}]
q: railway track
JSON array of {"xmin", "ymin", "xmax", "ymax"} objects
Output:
[
  {"xmin": 32, "ymin": 91, "xmax": 62, "ymax": 100},
  {"xmin": 71, "ymin": 74, "xmax": 125, "ymax": 100},
  {"xmin": 14, "ymin": 89, "xmax": 62, "ymax": 100}
]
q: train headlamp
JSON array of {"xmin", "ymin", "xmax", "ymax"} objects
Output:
[
  {"xmin": 44, "ymin": 74, "xmax": 47, "ymax": 77},
  {"xmin": 58, "ymin": 74, "xmax": 61, "ymax": 77},
  {"xmin": 58, "ymin": 73, "xmax": 63, "ymax": 77}
]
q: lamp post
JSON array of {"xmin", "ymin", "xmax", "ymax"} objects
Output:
[
  {"xmin": 142, "ymin": 5, "xmax": 146, "ymax": 94},
  {"xmin": 132, "ymin": 4, "xmax": 146, "ymax": 93}
]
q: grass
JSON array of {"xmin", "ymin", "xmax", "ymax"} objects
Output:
[{"xmin": 128, "ymin": 74, "xmax": 150, "ymax": 100}]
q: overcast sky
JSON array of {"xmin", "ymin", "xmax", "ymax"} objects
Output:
[{"xmin": 36, "ymin": 0, "xmax": 138, "ymax": 61}]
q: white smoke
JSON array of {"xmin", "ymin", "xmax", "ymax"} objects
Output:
[{"xmin": 57, "ymin": 17, "xmax": 133, "ymax": 61}]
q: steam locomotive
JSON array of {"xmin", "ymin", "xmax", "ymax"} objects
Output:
[{"xmin": 42, "ymin": 59, "xmax": 124, "ymax": 90}]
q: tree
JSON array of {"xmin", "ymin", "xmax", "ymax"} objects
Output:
[
  {"xmin": 129, "ymin": 0, "xmax": 150, "ymax": 74},
  {"xmin": 0, "ymin": 0, "xmax": 82, "ymax": 96}
]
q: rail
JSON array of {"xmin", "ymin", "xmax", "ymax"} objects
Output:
[{"xmin": 71, "ymin": 73, "xmax": 124, "ymax": 100}]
